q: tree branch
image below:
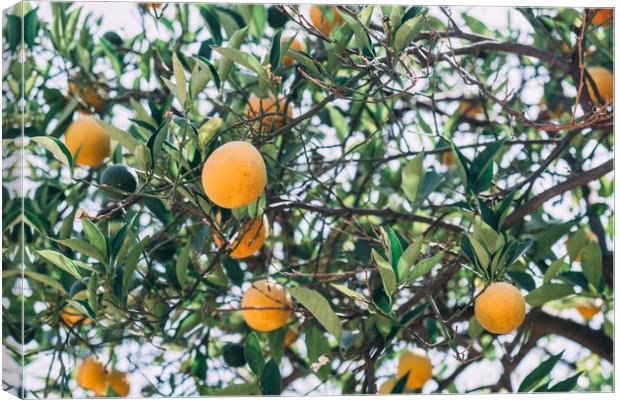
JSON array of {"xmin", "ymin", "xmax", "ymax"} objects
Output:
[
  {"xmin": 266, "ymin": 200, "xmax": 464, "ymax": 232},
  {"xmin": 531, "ymin": 312, "xmax": 613, "ymax": 362},
  {"xmin": 435, "ymin": 40, "xmax": 572, "ymax": 73},
  {"xmin": 505, "ymin": 159, "xmax": 614, "ymax": 227}
]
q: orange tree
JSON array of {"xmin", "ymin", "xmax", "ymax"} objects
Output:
[{"xmin": 1, "ymin": 2, "xmax": 614, "ymax": 397}]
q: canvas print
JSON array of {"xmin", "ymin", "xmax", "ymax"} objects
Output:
[{"xmin": 1, "ymin": 1, "xmax": 614, "ymax": 397}]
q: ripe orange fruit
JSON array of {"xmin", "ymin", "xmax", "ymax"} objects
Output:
[
  {"xmin": 282, "ymin": 37, "xmax": 307, "ymax": 67},
  {"xmin": 592, "ymin": 9, "xmax": 613, "ymax": 27},
  {"xmin": 576, "ymin": 299, "xmax": 601, "ymax": 321},
  {"xmin": 213, "ymin": 215, "xmax": 268, "ymax": 259},
  {"xmin": 474, "ymin": 282, "xmax": 525, "ymax": 334},
  {"xmin": 107, "ymin": 369, "xmax": 130, "ymax": 397},
  {"xmin": 245, "ymin": 94, "xmax": 293, "ymax": 133},
  {"xmin": 459, "ymin": 100, "xmax": 485, "ymax": 119},
  {"xmin": 69, "ymin": 79, "xmax": 106, "ymax": 113},
  {"xmin": 284, "ymin": 326, "xmax": 299, "ymax": 347},
  {"xmin": 64, "ymin": 116, "xmax": 111, "ymax": 167},
  {"xmin": 310, "ymin": 5, "xmax": 343, "ymax": 36},
  {"xmin": 61, "ymin": 305, "xmax": 91, "ymax": 326},
  {"xmin": 201, "ymin": 141, "xmax": 267, "ymax": 209},
  {"xmin": 241, "ymin": 279, "xmax": 292, "ymax": 332},
  {"xmin": 440, "ymin": 151, "xmax": 457, "ymax": 167},
  {"xmin": 396, "ymin": 349, "xmax": 433, "ymax": 390},
  {"xmin": 75, "ymin": 357, "xmax": 107, "ymax": 395},
  {"xmin": 585, "ymin": 66, "xmax": 613, "ymax": 107},
  {"xmin": 378, "ymin": 377, "xmax": 398, "ymax": 394}
]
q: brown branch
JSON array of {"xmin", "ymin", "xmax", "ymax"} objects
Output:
[
  {"xmin": 504, "ymin": 159, "xmax": 614, "ymax": 227},
  {"xmin": 265, "ymin": 200, "xmax": 464, "ymax": 232},
  {"xmin": 531, "ymin": 312, "xmax": 613, "ymax": 362},
  {"xmin": 433, "ymin": 40, "xmax": 572, "ymax": 73}
]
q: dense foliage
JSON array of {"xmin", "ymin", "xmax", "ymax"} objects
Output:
[{"xmin": 2, "ymin": 2, "xmax": 614, "ymax": 397}]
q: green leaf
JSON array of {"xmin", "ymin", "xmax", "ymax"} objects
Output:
[
  {"xmin": 5, "ymin": 15, "xmax": 20, "ymax": 51},
  {"xmin": 217, "ymin": 26, "xmax": 248, "ymax": 81},
  {"xmin": 244, "ymin": 332, "xmax": 265, "ymax": 376},
  {"xmin": 384, "ymin": 227, "xmax": 403, "ymax": 272},
  {"xmin": 305, "ymin": 324, "xmax": 331, "ymax": 379},
  {"xmin": 31, "ymin": 136, "xmax": 73, "ymax": 170},
  {"xmin": 288, "ymin": 287, "xmax": 342, "ymax": 341},
  {"xmin": 147, "ymin": 121, "xmax": 168, "ymax": 169},
  {"xmin": 82, "ymin": 219, "xmax": 107, "ymax": 259},
  {"xmin": 327, "ymin": 105, "xmax": 347, "ymax": 142},
  {"xmin": 130, "ymin": 98, "xmax": 157, "ymax": 129},
  {"xmin": 525, "ymin": 284, "xmax": 575, "ymax": 307},
  {"xmin": 247, "ymin": 4, "xmax": 267, "ymax": 38},
  {"xmin": 518, "ymin": 351, "xmax": 564, "ymax": 392},
  {"xmin": 401, "ymin": 151, "xmax": 425, "ymax": 203},
  {"xmin": 116, "ymin": 231, "xmax": 137, "ymax": 266},
  {"xmin": 397, "ymin": 237, "xmax": 423, "ymax": 280},
  {"xmin": 195, "ymin": 56, "xmax": 220, "ymax": 89},
  {"xmin": 213, "ymin": 383, "xmax": 258, "ymax": 396},
  {"xmin": 467, "ymin": 316, "xmax": 484, "ymax": 338},
  {"xmin": 581, "ymin": 241, "xmax": 603, "ymax": 289},
  {"xmin": 462, "ymin": 14, "xmax": 491, "ymax": 36},
  {"xmin": 191, "ymin": 350, "xmax": 207, "ymax": 380},
  {"xmin": 122, "ymin": 235, "xmax": 150, "ymax": 296},
  {"xmin": 172, "ymin": 52, "xmax": 188, "ymax": 106},
  {"xmin": 93, "ymin": 118, "xmax": 140, "ymax": 153},
  {"xmin": 23, "ymin": 10, "xmax": 39, "ymax": 47},
  {"xmin": 100, "ymin": 37, "xmax": 123, "ymax": 77},
  {"xmin": 331, "ymin": 284, "xmax": 368, "ymax": 305},
  {"xmin": 189, "ymin": 60, "xmax": 211, "ymax": 101},
  {"xmin": 393, "ymin": 14, "xmax": 424, "ymax": 52},
  {"xmin": 566, "ymin": 230, "xmax": 590, "ymax": 261},
  {"xmin": 533, "ymin": 222, "xmax": 574, "ymax": 261},
  {"xmin": 371, "ymin": 249, "xmax": 397, "ymax": 300},
  {"xmin": 340, "ymin": 12, "xmax": 371, "ymax": 52},
  {"xmin": 269, "ymin": 30, "xmax": 282, "ymax": 70},
  {"xmin": 413, "ymin": 170, "xmax": 444, "ymax": 209},
  {"xmin": 87, "ymin": 274, "xmax": 98, "ymax": 312},
  {"xmin": 24, "ymin": 270, "xmax": 67, "ymax": 294},
  {"xmin": 268, "ymin": 328, "xmax": 285, "ymax": 364},
  {"xmin": 469, "ymin": 237, "xmax": 490, "ymax": 270},
  {"xmin": 223, "ymin": 256, "xmax": 244, "ymax": 286},
  {"xmin": 176, "ymin": 245, "xmax": 190, "ymax": 287},
  {"xmin": 388, "ymin": 5, "xmax": 403, "ymax": 32},
  {"xmin": 52, "ymin": 238, "xmax": 106, "ymax": 264},
  {"xmin": 547, "ymin": 372, "xmax": 582, "ymax": 392},
  {"xmin": 213, "ymin": 46, "xmax": 264, "ymax": 80},
  {"xmin": 200, "ymin": 7, "xmax": 223, "ymax": 45},
  {"xmin": 35, "ymin": 249, "xmax": 81, "ymax": 280},
  {"xmin": 469, "ymin": 139, "xmax": 505, "ymax": 193},
  {"xmin": 284, "ymin": 48, "xmax": 322, "ymax": 77},
  {"xmin": 391, "ymin": 372, "xmax": 410, "ymax": 394},
  {"xmin": 451, "ymin": 142, "xmax": 470, "ymax": 190},
  {"xmin": 543, "ymin": 256, "xmax": 566, "ymax": 284},
  {"xmin": 407, "ymin": 251, "xmax": 444, "ymax": 282},
  {"xmin": 197, "ymin": 117, "xmax": 222, "ymax": 152},
  {"xmin": 473, "ymin": 216, "xmax": 502, "ymax": 253},
  {"xmin": 306, "ymin": 323, "xmax": 330, "ymax": 361},
  {"xmin": 260, "ymin": 359, "xmax": 281, "ymax": 395}
]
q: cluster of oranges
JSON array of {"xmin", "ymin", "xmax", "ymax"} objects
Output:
[
  {"xmin": 75, "ymin": 357, "xmax": 130, "ymax": 397},
  {"xmin": 59, "ymin": 306, "xmax": 130, "ymax": 395}
]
